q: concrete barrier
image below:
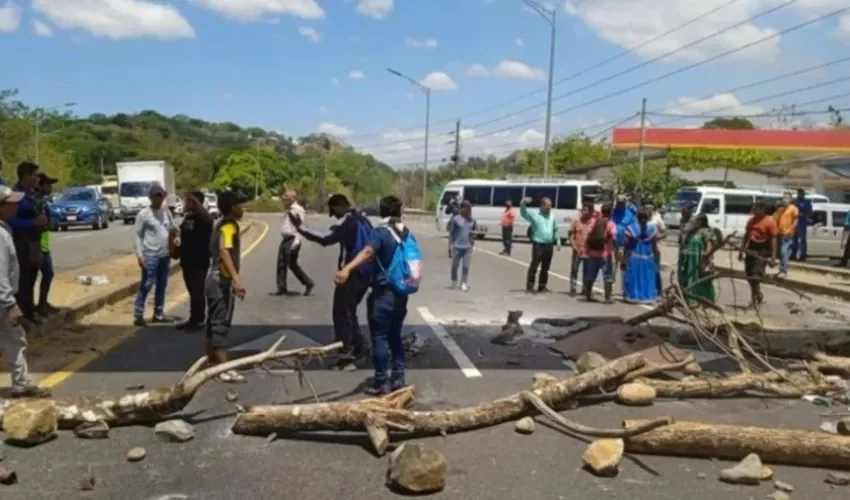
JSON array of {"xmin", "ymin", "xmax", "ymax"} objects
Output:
[{"xmin": 28, "ymin": 220, "xmax": 257, "ymax": 336}]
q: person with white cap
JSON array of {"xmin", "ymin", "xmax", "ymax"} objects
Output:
[
  {"xmin": 0, "ymin": 185, "xmax": 51, "ymax": 397},
  {"xmin": 132, "ymin": 182, "xmax": 178, "ymax": 326}
]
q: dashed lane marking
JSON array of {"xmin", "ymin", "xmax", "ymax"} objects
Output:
[{"xmin": 417, "ymin": 306, "xmax": 483, "ymax": 379}]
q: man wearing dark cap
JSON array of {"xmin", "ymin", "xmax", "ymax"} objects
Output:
[
  {"xmin": 205, "ymin": 190, "xmax": 249, "ymax": 383},
  {"xmin": 132, "ymin": 182, "xmax": 178, "ymax": 326},
  {"xmin": 288, "ymin": 193, "xmax": 373, "ymax": 370},
  {"xmin": 34, "ymin": 172, "xmax": 59, "ymax": 315},
  {"xmin": 176, "ymin": 191, "xmax": 213, "ymax": 331},
  {"xmin": 10, "ymin": 162, "xmax": 49, "ymax": 324}
]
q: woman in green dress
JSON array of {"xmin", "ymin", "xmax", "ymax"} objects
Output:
[{"xmin": 681, "ymin": 213, "xmax": 717, "ymax": 304}]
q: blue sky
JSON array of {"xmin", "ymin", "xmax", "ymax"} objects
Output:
[{"xmin": 2, "ymin": 0, "xmax": 850, "ymax": 167}]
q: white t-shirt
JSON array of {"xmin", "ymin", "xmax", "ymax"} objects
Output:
[{"xmin": 650, "ymin": 212, "xmax": 666, "ymax": 233}]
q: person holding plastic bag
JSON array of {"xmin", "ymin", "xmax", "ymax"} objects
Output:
[{"xmin": 335, "ymin": 195, "xmax": 422, "ymax": 396}]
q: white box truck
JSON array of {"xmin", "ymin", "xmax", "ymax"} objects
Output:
[{"xmin": 116, "ymin": 161, "xmax": 177, "ymax": 224}]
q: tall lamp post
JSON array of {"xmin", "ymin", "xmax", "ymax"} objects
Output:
[
  {"xmin": 34, "ymin": 101, "xmax": 77, "ymax": 164},
  {"xmin": 522, "ymin": 0, "xmax": 556, "ymax": 177},
  {"xmin": 387, "ymin": 68, "xmax": 431, "ymax": 209}
]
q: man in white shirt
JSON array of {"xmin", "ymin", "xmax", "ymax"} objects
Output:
[
  {"xmin": 645, "ymin": 200, "xmax": 667, "ymax": 296},
  {"xmin": 271, "ymin": 189, "xmax": 315, "ymax": 296}
]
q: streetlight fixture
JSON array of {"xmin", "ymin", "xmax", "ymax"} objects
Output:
[
  {"xmin": 522, "ymin": 0, "xmax": 556, "ymax": 178},
  {"xmin": 387, "ymin": 67, "xmax": 431, "ymax": 210},
  {"xmin": 34, "ymin": 101, "xmax": 77, "ymax": 164}
]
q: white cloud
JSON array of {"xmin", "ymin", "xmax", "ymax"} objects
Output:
[
  {"xmin": 331, "ymin": 77, "xmax": 340, "ymax": 85},
  {"xmin": 405, "ymin": 92, "xmax": 415, "ymax": 100},
  {"xmin": 405, "ymin": 36, "xmax": 438, "ymax": 49},
  {"xmin": 191, "ymin": 0, "xmax": 324, "ymax": 21},
  {"xmin": 317, "ymin": 122, "xmax": 353, "ymax": 137},
  {"xmin": 836, "ymin": 13, "xmax": 850, "ymax": 39},
  {"xmin": 0, "ymin": 2, "xmax": 22, "ymax": 33},
  {"xmin": 465, "ymin": 60, "xmax": 545, "ymax": 80},
  {"xmin": 348, "ymin": 69, "xmax": 366, "ymax": 80},
  {"xmin": 298, "ymin": 25, "xmax": 321, "ymax": 43},
  {"xmin": 356, "ymin": 0, "xmax": 394, "ymax": 19},
  {"xmin": 319, "ymin": 106, "xmax": 328, "ymax": 114},
  {"xmin": 32, "ymin": 19, "xmax": 53, "ymax": 37},
  {"xmin": 663, "ymin": 93, "xmax": 764, "ymax": 117},
  {"xmin": 515, "ymin": 37, "xmax": 524, "ymax": 48},
  {"xmin": 419, "ymin": 72, "xmax": 458, "ymax": 91},
  {"xmin": 562, "ymin": 0, "xmax": 789, "ymax": 63},
  {"xmin": 33, "ymin": 0, "xmax": 195, "ymax": 40}
]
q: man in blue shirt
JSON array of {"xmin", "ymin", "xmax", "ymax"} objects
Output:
[
  {"xmin": 612, "ymin": 194, "xmax": 637, "ymax": 279},
  {"xmin": 334, "ymin": 195, "xmax": 410, "ymax": 395},
  {"xmin": 790, "ymin": 189, "xmax": 812, "ymax": 262},
  {"xmin": 10, "ymin": 162, "xmax": 49, "ymax": 324}
]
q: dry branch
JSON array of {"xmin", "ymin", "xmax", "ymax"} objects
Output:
[
  {"xmin": 637, "ymin": 371, "xmax": 842, "ymax": 399},
  {"xmin": 0, "ymin": 337, "xmax": 343, "ymax": 428},
  {"xmin": 232, "ymin": 353, "xmax": 647, "ymax": 455},
  {"xmin": 621, "ymin": 355, "xmax": 696, "ymax": 382},
  {"xmin": 623, "ymin": 420, "xmax": 850, "ymax": 470}
]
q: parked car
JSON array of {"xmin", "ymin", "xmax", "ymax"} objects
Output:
[
  {"xmin": 50, "ymin": 187, "xmax": 110, "ymax": 231},
  {"xmin": 204, "ymin": 192, "xmax": 220, "ymax": 219},
  {"xmin": 361, "ymin": 203, "xmax": 380, "ymax": 216}
]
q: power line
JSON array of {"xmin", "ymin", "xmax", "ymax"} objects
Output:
[{"xmin": 343, "ymin": 0, "xmax": 752, "ymax": 141}]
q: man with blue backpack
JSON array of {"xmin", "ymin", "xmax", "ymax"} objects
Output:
[
  {"xmin": 334, "ymin": 195, "xmax": 422, "ymax": 395},
  {"xmin": 289, "ymin": 193, "xmax": 374, "ymax": 371}
]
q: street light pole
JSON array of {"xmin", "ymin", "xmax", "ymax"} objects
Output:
[
  {"xmin": 388, "ymin": 68, "xmax": 431, "ymax": 210},
  {"xmin": 522, "ymin": 0, "xmax": 556, "ymax": 178},
  {"xmin": 34, "ymin": 102, "xmax": 77, "ymax": 164}
]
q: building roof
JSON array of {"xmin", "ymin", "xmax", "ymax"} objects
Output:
[{"xmin": 612, "ymin": 127, "xmax": 850, "ymax": 152}]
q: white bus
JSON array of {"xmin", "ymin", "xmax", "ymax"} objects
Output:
[
  {"xmin": 435, "ymin": 177, "xmax": 603, "ymax": 242},
  {"xmin": 663, "ymin": 186, "xmax": 830, "ymax": 237}
]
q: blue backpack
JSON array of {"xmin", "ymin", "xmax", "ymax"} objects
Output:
[
  {"xmin": 376, "ymin": 223, "xmax": 423, "ymax": 295},
  {"xmin": 346, "ymin": 214, "xmax": 374, "ymax": 277}
]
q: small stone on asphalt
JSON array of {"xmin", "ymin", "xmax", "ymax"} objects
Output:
[
  {"xmin": 78, "ymin": 470, "xmax": 96, "ymax": 491},
  {"xmin": 774, "ymin": 479, "xmax": 793, "ymax": 492},
  {"xmin": 514, "ymin": 417, "xmax": 536, "ymax": 434},
  {"xmin": 386, "ymin": 443, "xmax": 447, "ymax": 494},
  {"xmin": 616, "ymin": 382, "xmax": 656, "ymax": 406},
  {"xmin": 719, "ymin": 453, "xmax": 763, "ymax": 485},
  {"xmin": 74, "ymin": 420, "xmax": 110, "ymax": 439},
  {"xmin": 226, "ymin": 390, "xmax": 239, "ymax": 402},
  {"xmin": 126, "ymin": 447, "xmax": 146, "ymax": 462},
  {"xmin": 154, "ymin": 420, "xmax": 194, "ymax": 442},
  {"xmin": 825, "ymin": 471, "xmax": 850, "ymax": 486},
  {"xmin": 0, "ymin": 467, "xmax": 17, "ymax": 485},
  {"xmin": 766, "ymin": 492, "xmax": 790, "ymax": 500},
  {"xmin": 582, "ymin": 439, "xmax": 624, "ymax": 477},
  {"xmin": 761, "ymin": 466, "xmax": 774, "ymax": 480}
]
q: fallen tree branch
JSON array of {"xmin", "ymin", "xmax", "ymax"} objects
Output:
[
  {"xmin": 232, "ymin": 353, "xmax": 647, "ymax": 455},
  {"xmin": 0, "ymin": 336, "xmax": 343, "ymax": 428},
  {"xmin": 623, "ymin": 419, "xmax": 850, "ymax": 470},
  {"xmin": 520, "ymin": 391, "xmax": 672, "ymax": 438},
  {"xmin": 804, "ymin": 351, "xmax": 850, "ymax": 376},
  {"xmin": 637, "ymin": 370, "xmax": 842, "ymax": 399},
  {"xmin": 621, "ymin": 354, "xmax": 696, "ymax": 382}
]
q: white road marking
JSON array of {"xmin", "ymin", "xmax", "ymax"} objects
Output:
[{"xmin": 417, "ymin": 306, "xmax": 482, "ymax": 379}]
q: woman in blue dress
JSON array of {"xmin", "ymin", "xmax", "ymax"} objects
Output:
[{"xmin": 622, "ymin": 209, "xmax": 659, "ymax": 304}]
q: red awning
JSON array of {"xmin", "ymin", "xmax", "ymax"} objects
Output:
[{"xmin": 612, "ymin": 127, "xmax": 850, "ymax": 152}]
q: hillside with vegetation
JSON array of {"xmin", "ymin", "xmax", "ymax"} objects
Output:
[{"xmin": 0, "ymin": 88, "xmax": 798, "ymax": 209}]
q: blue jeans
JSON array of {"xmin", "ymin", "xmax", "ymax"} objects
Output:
[
  {"xmin": 450, "ymin": 247, "xmax": 471, "ymax": 283},
  {"xmin": 584, "ymin": 256, "xmax": 614, "ymax": 284},
  {"xmin": 779, "ymin": 235, "xmax": 793, "ymax": 274},
  {"xmin": 569, "ymin": 252, "xmax": 585, "ymax": 293},
  {"xmin": 791, "ymin": 224, "xmax": 807, "ymax": 260},
  {"xmin": 367, "ymin": 287, "xmax": 408, "ymax": 388},
  {"xmin": 38, "ymin": 251, "xmax": 54, "ymax": 308},
  {"xmin": 134, "ymin": 254, "xmax": 170, "ymax": 320}
]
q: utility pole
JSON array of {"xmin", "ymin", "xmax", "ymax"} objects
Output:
[
  {"xmin": 317, "ymin": 136, "xmax": 329, "ymax": 212},
  {"xmin": 253, "ymin": 138, "xmax": 261, "ymax": 200},
  {"xmin": 387, "ymin": 68, "xmax": 432, "ymax": 210},
  {"xmin": 637, "ymin": 97, "xmax": 647, "ymax": 187},
  {"xmin": 452, "ymin": 119, "xmax": 461, "ymax": 176},
  {"xmin": 522, "ymin": 0, "xmax": 556, "ymax": 178}
]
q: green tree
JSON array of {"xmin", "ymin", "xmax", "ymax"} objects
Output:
[
  {"xmin": 667, "ymin": 148, "xmax": 782, "ymax": 172},
  {"xmin": 610, "ymin": 160, "xmax": 685, "ymax": 205},
  {"xmin": 702, "ymin": 117, "xmax": 756, "ymax": 130}
]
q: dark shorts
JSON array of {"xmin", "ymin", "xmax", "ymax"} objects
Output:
[
  {"xmin": 206, "ymin": 277, "xmax": 235, "ymax": 349},
  {"xmin": 584, "ymin": 256, "xmax": 614, "ymax": 284},
  {"xmin": 744, "ymin": 241, "xmax": 770, "ymax": 279}
]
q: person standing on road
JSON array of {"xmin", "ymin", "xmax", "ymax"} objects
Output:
[
  {"xmin": 205, "ymin": 190, "xmax": 249, "ymax": 383},
  {"xmin": 520, "ymin": 196, "xmax": 560, "ymax": 294},
  {"xmin": 790, "ymin": 189, "xmax": 811, "ymax": 262},
  {"xmin": 448, "ymin": 200, "xmax": 477, "ymax": 291},
  {"xmin": 568, "ymin": 198, "xmax": 598, "ymax": 296},
  {"xmin": 612, "ymin": 194, "xmax": 637, "ymax": 283},
  {"xmin": 622, "ymin": 208, "xmax": 659, "ymax": 304},
  {"xmin": 774, "ymin": 196, "xmax": 798, "ymax": 278},
  {"xmin": 10, "ymin": 162, "xmax": 48, "ymax": 325},
  {"xmin": 288, "ymin": 193, "xmax": 373, "ymax": 371},
  {"xmin": 272, "ymin": 189, "xmax": 314, "ymax": 296},
  {"xmin": 444, "ymin": 195, "xmax": 460, "ymax": 258},
  {"xmin": 740, "ymin": 200, "xmax": 777, "ymax": 309},
  {"xmin": 176, "ymin": 192, "xmax": 213, "ymax": 331},
  {"xmin": 0, "ymin": 186, "xmax": 50, "ymax": 398},
  {"xmin": 645, "ymin": 200, "xmax": 667, "ymax": 296},
  {"xmin": 681, "ymin": 213, "xmax": 717, "ymax": 305},
  {"xmin": 499, "ymin": 200, "xmax": 515, "ymax": 256},
  {"xmin": 34, "ymin": 173, "xmax": 58, "ymax": 316},
  {"xmin": 132, "ymin": 183, "xmax": 178, "ymax": 327},
  {"xmin": 583, "ymin": 203, "xmax": 616, "ymax": 303},
  {"xmin": 335, "ymin": 195, "xmax": 418, "ymax": 395},
  {"xmin": 676, "ymin": 202, "xmax": 695, "ymax": 288}
]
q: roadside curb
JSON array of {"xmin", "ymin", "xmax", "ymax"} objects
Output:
[{"xmin": 27, "ymin": 220, "xmax": 257, "ymax": 336}]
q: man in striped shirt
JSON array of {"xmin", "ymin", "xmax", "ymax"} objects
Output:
[{"xmin": 271, "ymin": 189, "xmax": 314, "ymax": 296}]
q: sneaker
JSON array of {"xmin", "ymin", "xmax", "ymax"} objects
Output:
[
  {"xmin": 460, "ymin": 282, "xmax": 469, "ymax": 292},
  {"xmin": 216, "ymin": 370, "xmax": 246, "ymax": 383},
  {"xmin": 10, "ymin": 385, "xmax": 52, "ymax": 398},
  {"xmin": 133, "ymin": 318, "xmax": 147, "ymax": 327},
  {"xmin": 151, "ymin": 315, "xmax": 176, "ymax": 324},
  {"xmin": 364, "ymin": 383, "xmax": 390, "ymax": 396},
  {"xmin": 303, "ymin": 284, "xmax": 315, "ymax": 296}
]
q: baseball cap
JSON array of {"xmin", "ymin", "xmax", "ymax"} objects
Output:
[
  {"xmin": 37, "ymin": 172, "xmax": 58, "ymax": 185},
  {"xmin": 217, "ymin": 190, "xmax": 249, "ymax": 213},
  {"xmin": 0, "ymin": 186, "xmax": 25, "ymax": 204},
  {"xmin": 149, "ymin": 183, "xmax": 166, "ymax": 196}
]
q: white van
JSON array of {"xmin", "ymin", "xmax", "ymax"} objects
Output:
[{"xmin": 436, "ymin": 177, "xmax": 602, "ymax": 242}]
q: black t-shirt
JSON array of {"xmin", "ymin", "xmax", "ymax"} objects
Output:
[{"xmin": 180, "ymin": 212, "xmax": 213, "ymax": 267}]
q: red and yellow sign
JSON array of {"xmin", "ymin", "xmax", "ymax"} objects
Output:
[{"xmin": 612, "ymin": 127, "xmax": 850, "ymax": 152}]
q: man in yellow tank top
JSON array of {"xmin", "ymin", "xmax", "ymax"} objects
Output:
[{"xmin": 35, "ymin": 172, "xmax": 58, "ymax": 316}]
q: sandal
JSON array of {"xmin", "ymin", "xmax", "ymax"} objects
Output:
[{"xmin": 216, "ymin": 370, "xmax": 246, "ymax": 384}]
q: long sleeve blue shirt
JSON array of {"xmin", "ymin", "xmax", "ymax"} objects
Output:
[{"xmin": 9, "ymin": 183, "xmax": 39, "ymax": 241}]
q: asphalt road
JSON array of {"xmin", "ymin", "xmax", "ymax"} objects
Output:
[
  {"xmin": 2, "ymin": 214, "xmax": 848, "ymax": 499},
  {"xmin": 49, "ymin": 221, "xmax": 139, "ymax": 273}
]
